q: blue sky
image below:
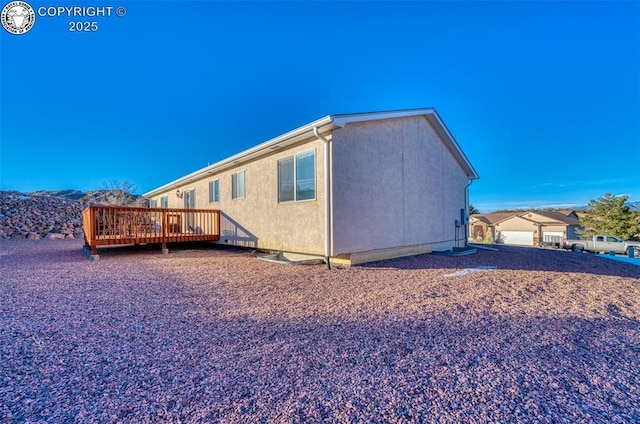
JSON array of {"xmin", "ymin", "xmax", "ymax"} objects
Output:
[{"xmin": 1, "ymin": 1, "xmax": 638, "ymax": 212}]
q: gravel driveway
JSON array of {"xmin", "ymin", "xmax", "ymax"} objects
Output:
[{"xmin": 1, "ymin": 240, "xmax": 639, "ymax": 423}]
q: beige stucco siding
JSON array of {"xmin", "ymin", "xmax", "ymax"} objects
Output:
[
  {"xmin": 150, "ymin": 138, "xmax": 326, "ymax": 255},
  {"xmin": 147, "ymin": 114, "xmax": 474, "ymax": 262},
  {"xmin": 542, "ymin": 225, "xmax": 566, "ymax": 232},
  {"xmin": 331, "ymin": 116, "xmax": 469, "ymax": 255},
  {"xmin": 495, "ymin": 216, "xmax": 537, "ymax": 232}
]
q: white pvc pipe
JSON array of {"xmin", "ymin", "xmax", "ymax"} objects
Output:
[{"xmin": 313, "ymin": 126, "xmax": 331, "ymax": 269}]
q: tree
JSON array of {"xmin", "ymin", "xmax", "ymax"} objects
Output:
[
  {"xmin": 469, "ymin": 204, "xmax": 480, "ymax": 215},
  {"xmin": 101, "ymin": 180, "xmax": 138, "ymax": 206},
  {"xmin": 577, "ymin": 193, "xmax": 640, "ymax": 240}
]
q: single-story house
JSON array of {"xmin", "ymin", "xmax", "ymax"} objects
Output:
[
  {"xmin": 144, "ymin": 108, "xmax": 479, "ymax": 266},
  {"xmin": 470, "ymin": 210, "xmax": 581, "ymax": 246}
]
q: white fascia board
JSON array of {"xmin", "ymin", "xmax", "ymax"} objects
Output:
[
  {"xmin": 143, "ymin": 115, "xmax": 335, "ymax": 198},
  {"xmin": 332, "ymin": 108, "xmax": 436, "ymax": 128}
]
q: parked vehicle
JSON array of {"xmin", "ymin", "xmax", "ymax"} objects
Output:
[{"xmin": 564, "ymin": 235, "xmax": 640, "ymax": 256}]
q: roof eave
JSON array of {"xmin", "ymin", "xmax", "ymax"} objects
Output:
[
  {"xmin": 144, "ymin": 108, "xmax": 480, "ymax": 197},
  {"xmin": 143, "ymin": 115, "xmax": 335, "ymax": 197}
]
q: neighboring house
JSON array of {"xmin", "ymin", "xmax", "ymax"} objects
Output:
[
  {"xmin": 470, "ymin": 210, "xmax": 581, "ymax": 246},
  {"xmin": 469, "ymin": 213, "xmax": 517, "ymax": 242},
  {"xmin": 144, "ymin": 109, "xmax": 479, "ymax": 266}
]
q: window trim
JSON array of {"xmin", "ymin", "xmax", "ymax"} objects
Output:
[
  {"xmin": 278, "ymin": 149, "xmax": 316, "ymax": 203},
  {"xmin": 232, "ymin": 170, "xmax": 245, "ymax": 200},
  {"xmin": 183, "ymin": 188, "xmax": 196, "ymax": 209},
  {"xmin": 209, "ymin": 179, "xmax": 219, "ymax": 203},
  {"xmin": 277, "ymin": 157, "xmax": 295, "ymax": 203}
]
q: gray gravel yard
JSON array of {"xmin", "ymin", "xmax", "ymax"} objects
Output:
[{"xmin": 1, "ymin": 240, "xmax": 639, "ymax": 423}]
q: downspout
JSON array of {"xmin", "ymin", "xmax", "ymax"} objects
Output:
[
  {"xmin": 313, "ymin": 127, "xmax": 331, "ymax": 269},
  {"xmin": 464, "ymin": 179, "xmax": 473, "ymax": 246}
]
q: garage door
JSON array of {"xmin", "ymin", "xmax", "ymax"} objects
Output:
[
  {"xmin": 543, "ymin": 231, "xmax": 564, "ymax": 244},
  {"xmin": 500, "ymin": 231, "xmax": 534, "ymax": 245}
]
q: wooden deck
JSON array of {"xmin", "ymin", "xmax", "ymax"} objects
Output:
[{"xmin": 82, "ymin": 206, "xmax": 220, "ymax": 255}]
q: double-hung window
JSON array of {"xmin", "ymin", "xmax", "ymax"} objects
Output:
[
  {"xmin": 209, "ymin": 180, "xmax": 219, "ymax": 203},
  {"xmin": 232, "ymin": 171, "xmax": 245, "ymax": 199},
  {"xmin": 278, "ymin": 150, "xmax": 315, "ymax": 202},
  {"xmin": 160, "ymin": 195, "xmax": 169, "ymax": 208}
]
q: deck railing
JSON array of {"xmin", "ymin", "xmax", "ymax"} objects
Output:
[{"xmin": 82, "ymin": 206, "xmax": 220, "ymax": 255}]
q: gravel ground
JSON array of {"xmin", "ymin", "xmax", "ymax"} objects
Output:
[{"xmin": 1, "ymin": 240, "xmax": 639, "ymax": 423}]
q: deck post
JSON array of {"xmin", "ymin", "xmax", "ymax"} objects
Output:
[
  {"xmin": 161, "ymin": 209, "xmax": 168, "ymax": 253},
  {"xmin": 89, "ymin": 207, "xmax": 97, "ymax": 255}
]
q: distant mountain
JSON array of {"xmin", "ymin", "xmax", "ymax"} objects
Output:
[
  {"xmin": 28, "ymin": 189, "xmax": 145, "ymax": 205},
  {"xmin": 628, "ymin": 201, "xmax": 640, "ymax": 211},
  {"xmin": 29, "ymin": 189, "xmax": 86, "ymax": 200},
  {"xmin": 571, "ymin": 201, "xmax": 640, "ymax": 212},
  {"xmin": 487, "ymin": 202, "xmax": 640, "ymax": 214}
]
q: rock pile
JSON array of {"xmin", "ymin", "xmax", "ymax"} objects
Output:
[{"xmin": 0, "ymin": 191, "xmax": 85, "ymax": 240}]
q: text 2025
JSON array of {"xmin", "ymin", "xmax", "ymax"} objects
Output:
[{"xmin": 68, "ymin": 21, "xmax": 98, "ymax": 32}]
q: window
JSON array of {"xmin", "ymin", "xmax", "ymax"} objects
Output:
[
  {"xmin": 184, "ymin": 189, "xmax": 195, "ymax": 229},
  {"xmin": 278, "ymin": 150, "xmax": 315, "ymax": 202},
  {"xmin": 278, "ymin": 158, "xmax": 294, "ymax": 202},
  {"xmin": 161, "ymin": 195, "xmax": 168, "ymax": 208},
  {"xmin": 150, "ymin": 199, "xmax": 158, "ymax": 208},
  {"xmin": 209, "ymin": 180, "xmax": 219, "ymax": 203},
  {"xmin": 296, "ymin": 151, "xmax": 315, "ymax": 201},
  {"xmin": 232, "ymin": 171, "xmax": 245, "ymax": 199},
  {"xmin": 184, "ymin": 189, "xmax": 195, "ymax": 209}
]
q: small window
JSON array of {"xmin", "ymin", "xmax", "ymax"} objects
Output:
[
  {"xmin": 161, "ymin": 195, "xmax": 168, "ymax": 208},
  {"xmin": 209, "ymin": 180, "xmax": 219, "ymax": 203},
  {"xmin": 296, "ymin": 151, "xmax": 315, "ymax": 201},
  {"xmin": 232, "ymin": 171, "xmax": 245, "ymax": 199},
  {"xmin": 278, "ymin": 150, "xmax": 315, "ymax": 202},
  {"xmin": 150, "ymin": 199, "xmax": 158, "ymax": 208},
  {"xmin": 596, "ymin": 236, "xmax": 604, "ymax": 242},
  {"xmin": 278, "ymin": 158, "xmax": 294, "ymax": 202},
  {"xmin": 184, "ymin": 189, "xmax": 195, "ymax": 209}
]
